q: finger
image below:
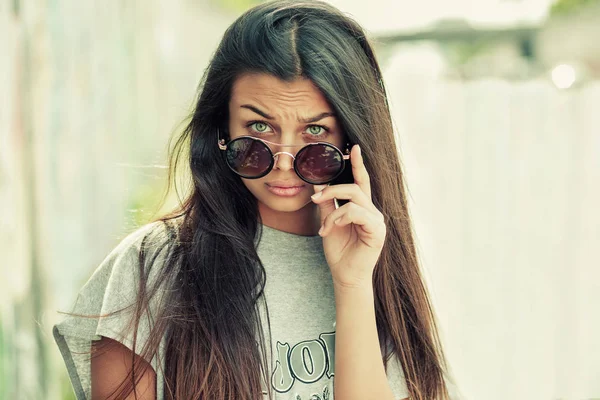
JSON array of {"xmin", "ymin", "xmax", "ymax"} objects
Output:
[
  {"xmin": 320, "ymin": 202, "xmax": 381, "ymax": 237},
  {"xmin": 350, "ymin": 144, "xmax": 372, "ymax": 200},
  {"xmin": 311, "ymin": 182, "xmax": 375, "ymax": 212},
  {"xmin": 313, "ymin": 184, "xmax": 336, "ymax": 226}
]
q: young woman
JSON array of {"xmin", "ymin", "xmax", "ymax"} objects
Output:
[{"xmin": 53, "ymin": 1, "xmax": 459, "ymax": 399}]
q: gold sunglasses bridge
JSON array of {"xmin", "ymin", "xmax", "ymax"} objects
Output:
[{"xmin": 272, "ymin": 151, "xmax": 296, "ymax": 160}]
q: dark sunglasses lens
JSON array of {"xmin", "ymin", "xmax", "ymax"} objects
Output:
[
  {"xmin": 226, "ymin": 138, "xmax": 271, "ymax": 177},
  {"xmin": 296, "ymin": 144, "xmax": 344, "ymax": 184}
]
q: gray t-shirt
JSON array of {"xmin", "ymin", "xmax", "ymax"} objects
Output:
[{"xmin": 53, "ymin": 220, "xmax": 409, "ymax": 400}]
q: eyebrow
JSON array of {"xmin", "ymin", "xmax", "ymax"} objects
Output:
[{"xmin": 240, "ymin": 104, "xmax": 335, "ymax": 124}]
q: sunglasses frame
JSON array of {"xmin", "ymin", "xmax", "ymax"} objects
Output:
[{"xmin": 218, "ymin": 134, "xmax": 352, "ymax": 185}]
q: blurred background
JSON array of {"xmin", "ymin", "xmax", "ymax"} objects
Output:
[{"xmin": 1, "ymin": 0, "xmax": 599, "ymax": 399}]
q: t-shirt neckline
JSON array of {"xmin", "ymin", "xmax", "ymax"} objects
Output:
[{"xmin": 259, "ymin": 223, "xmax": 322, "ymax": 240}]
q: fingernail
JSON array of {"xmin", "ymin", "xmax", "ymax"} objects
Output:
[
  {"xmin": 311, "ymin": 191, "xmax": 322, "ymax": 200},
  {"xmin": 357, "ymin": 144, "xmax": 361, "ymax": 156},
  {"xmin": 318, "ymin": 225, "xmax": 324, "ymax": 235}
]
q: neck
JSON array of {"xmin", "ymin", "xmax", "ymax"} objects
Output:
[{"xmin": 258, "ymin": 201, "xmax": 321, "ymax": 236}]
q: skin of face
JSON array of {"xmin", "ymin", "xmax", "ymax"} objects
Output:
[{"xmin": 227, "ymin": 72, "xmax": 347, "ymax": 236}]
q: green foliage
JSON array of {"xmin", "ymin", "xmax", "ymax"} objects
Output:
[{"xmin": 550, "ymin": 0, "xmax": 600, "ymax": 16}]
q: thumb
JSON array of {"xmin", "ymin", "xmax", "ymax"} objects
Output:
[{"xmin": 313, "ymin": 184, "xmax": 336, "ymax": 225}]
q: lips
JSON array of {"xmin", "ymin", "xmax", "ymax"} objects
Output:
[
  {"xmin": 266, "ymin": 182, "xmax": 305, "ymax": 188},
  {"xmin": 265, "ymin": 183, "xmax": 306, "ymax": 197}
]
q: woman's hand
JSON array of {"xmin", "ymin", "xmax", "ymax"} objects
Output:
[{"xmin": 311, "ymin": 144, "xmax": 387, "ymax": 290}]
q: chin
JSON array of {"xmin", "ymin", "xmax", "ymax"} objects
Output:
[{"xmin": 258, "ymin": 193, "xmax": 313, "ymax": 213}]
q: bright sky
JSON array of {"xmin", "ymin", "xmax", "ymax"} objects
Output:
[{"xmin": 328, "ymin": 0, "xmax": 555, "ymax": 33}]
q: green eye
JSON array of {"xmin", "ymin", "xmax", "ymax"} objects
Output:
[
  {"xmin": 253, "ymin": 122, "xmax": 268, "ymax": 132},
  {"xmin": 308, "ymin": 126, "xmax": 323, "ymax": 135}
]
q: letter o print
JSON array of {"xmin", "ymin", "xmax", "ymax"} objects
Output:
[{"xmin": 289, "ymin": 339, "xmax": 327, "ymax": 383}]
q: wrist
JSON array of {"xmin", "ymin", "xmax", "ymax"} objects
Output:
[{"xmin": 333, "ymin": 280, "xmax": 374, "ymax": 301}]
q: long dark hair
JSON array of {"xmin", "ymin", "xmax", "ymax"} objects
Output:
[{"xmin": 90, "ymin": 1, "xmax": 456, "ymax": 399}]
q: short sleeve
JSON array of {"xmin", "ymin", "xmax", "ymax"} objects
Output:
[{"xmin": 52, "ymin": 220, "xmax": 174, "ymax": 400}]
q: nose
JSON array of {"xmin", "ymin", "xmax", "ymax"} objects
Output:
[{"xmin": 273, "ymin": 151, "xmax": 295, "ymax": 171}]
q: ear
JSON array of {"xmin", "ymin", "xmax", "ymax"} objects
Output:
[{"xmin": 218, "ymin": 125, "xmax": 231, "ymax": 141}]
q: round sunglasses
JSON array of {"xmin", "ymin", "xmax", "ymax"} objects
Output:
[{"xmin": 218, "ymin": 134, "xmax": 351, "ymax": 185}]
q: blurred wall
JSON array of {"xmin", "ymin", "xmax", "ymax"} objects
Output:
[
  {"xmin": 383, "ymin": 44, "xmax": 600, "ymax": 400},
  {"xmin": 0, "ymin": 0, "xmax": 233, "ymax": 398}
]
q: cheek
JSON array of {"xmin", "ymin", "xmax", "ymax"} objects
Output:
[
  {"xmin": 240, "ymin": 177, "xmax": 264, "ymax": 194},
  {"xmin": 327, "ymin": 134, "xmax": 347, "ymax": 154},
  {"xmin": 240, "ymin": 177, "xmax": 286, "ymax": 203}
]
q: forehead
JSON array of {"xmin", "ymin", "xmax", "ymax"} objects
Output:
[{"xmin": 229, "ymin": 73, "xmax": 332, "ymax": 114}]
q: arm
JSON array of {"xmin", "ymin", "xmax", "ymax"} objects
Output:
[
  {"xmin": 311, "ymin": 146, "xmax": 406, "ymax": 399},
  {"xmin": 91, "ymin": 336, "xmax": 156, "ymax": 400},
  {"xmin": 333, "ymin": 283, "xmax": 396, "ymax": 400}
]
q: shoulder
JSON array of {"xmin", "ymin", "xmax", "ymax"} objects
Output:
[
  {"xmin": 55, "ymin": 218, "xmax": 181, "ymax": 338},
  {"xmin": 101, "ymin": 219, "xmax": 181, "ymax": 296},
  {"xmin": 108, "ymin": 219, "xmax": 178, "ymax": 262},
  {"xmin": 64, "ymin": 219, "xmax": 180, "ymax": 320},
  {"xmin": 94, "ymin": 218, "xmax": 180, "ymax": 281}
]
